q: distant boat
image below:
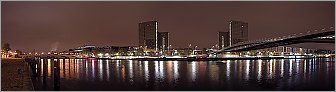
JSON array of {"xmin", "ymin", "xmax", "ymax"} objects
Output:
[{"xmin": 87, "ymin": 57, "xmax": 96, "ymax": 60}]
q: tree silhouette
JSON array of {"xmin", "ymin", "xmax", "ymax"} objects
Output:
[{"xmin": 2, "ymin": 43, "xmax": 11, "ymax": 53}]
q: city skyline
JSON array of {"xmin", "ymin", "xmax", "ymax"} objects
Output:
[{"xmin": 2, "ymin": 1, "xmax": 334, "ymax": 52}]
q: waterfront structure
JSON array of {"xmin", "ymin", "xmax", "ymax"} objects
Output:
[
  {"xmin": 229, "ymin": 20, "xmax": 248, "ymax": 46},
  {"xmin": 139, "ymin": 21, "xmax": 158, "ymax": 50},
  {"xmin": 69, "ymin": 45, "xmax": 138, "ymax": 56},
  {"xmin": 69, "ymin": 45, "xmax": 95, "ymax": 53},
  {"xmin": 158, "ymin": 32, "xmax": 169, "ymax": 50},
  {"xmin": 218, "ymin": 31, "xmax": 230, "ymax": 49}
]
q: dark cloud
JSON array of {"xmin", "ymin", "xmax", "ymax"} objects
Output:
[{"xmin": 1, "ymin": 1, "xmax": 334, "ymax": 52}]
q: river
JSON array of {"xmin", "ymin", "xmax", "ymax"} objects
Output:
[{"xmin": 30, "ymin": 58, "xmax": 335, "ymax": 91}]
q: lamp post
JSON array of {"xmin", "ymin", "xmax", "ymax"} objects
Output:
[
  {"xmin": 194, "ymin": 46, "xmax": 198, "ymax": 55},
  {"xmin": 162, "ymin": 45, "xmax": 165, "ymax": 57},
  {"xmin": 188, "ymin": 44, "xmax": 192, "ymax": 57},
  {"xmin": 168, "ymin": 45, "xmax": 171, "ymax": 56},
  {"xmin": 169, "ymin": 45, "xmax": 172, "ymax": 51},
  {"xmin": 144, "ymin": 46, "xmax": 147, "ymax": 56}
]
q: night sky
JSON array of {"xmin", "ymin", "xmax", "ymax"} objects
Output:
[{"xmin": 2, "ymin": 1, "xmax": 335, "ymax": 53}]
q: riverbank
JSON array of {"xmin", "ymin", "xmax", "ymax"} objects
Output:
[
  {"xmin": 30, "ymin": 55, "xmax": 333, "ymax": 61},
  {"xmin": 78, "ymin": 57, "xmax": 329, "ymax": 61},
  {"xmin": 1, "ymin": 58, "xmax": 34, "ymax": 91}
]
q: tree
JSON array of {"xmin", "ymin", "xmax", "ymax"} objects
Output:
[
  {"xmin": 2, "ymin": 43, "xmax": 11, "ymax": 53},
  {"xmin": 118, "ymin": 48, "xmax": 128, "ymax": 56}
]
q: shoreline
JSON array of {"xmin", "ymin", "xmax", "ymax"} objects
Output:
[
  {"xmin": 32, "ymin": 56, "xmax": 334, "ymax": 61},
  {"xmin": 1, "ymin": 58, "xmax": 34, "ymax": 91}
]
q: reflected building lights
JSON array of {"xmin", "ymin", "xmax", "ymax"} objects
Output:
[
  {"xmin": 226, "ymin": 60, "xmax": 231, "ymax": 79},
  {"xmin": 238, "ymin": 60, "xmax": 242, "ymax": 80},
  {"xmin": 28, "ymin": 58, "xmax": 335, "ymax": 90},
  {"xmin": 69, "ymin": 59, "xmax": 74, "ymax": 80},
  {"xmin": 91, "ymin": 59, "xmax": 95, "ymax": 81},
  {"xmin": 192, "ymin": 62, "xmax": 197, "ymax": 82},
  {"xmin": 281, "ymin": 59, "xmax": 284, "ymax": 77},
  {"xmin": 60, "ymin": 59, "xmax": 64, "ymax": 79},
  {"xmin": 234, "ymin": 60, "xmax": 238, "ymax": 79},
  {"xmin": 121, "ymin": 63, "xmax": 125, "ymax": 81},
  {"xmin": 99, "ymin": 59, "xmax": 103, "ymax": 81},
  {"xmin": 326, "ymin": 61, "xmax": 329, "ymax": 73},
  {"xmin": 296, "ymin": 60, "xmax": 299, "ymax": 76},
  {"xmin": 144, "ymin": 61, "xmax": 149, "ymax": 81},
  {"xmin": 48, "ymin": 59, "xmax": 51, "ymax": 77},
  {"xmin": 245, "ymin": 60, "xmax": 250, "ymax": 80},
  {"xmin": 74, "ymin": 59, "xmax": 77, "ymax": 80},
  {"xmin": 166, "ymin": 61, "xmax": 173, "ymax": 83},
  {"xmin": 295, "ymin": 60, "xmax": 300, "ymax": 81},
  {"xmin": 76, "ymin": 59, "xmax": 80, "ymax": 80},
  {"xmin": 309, "ymin": 59, "xmax": 312, "ymax": 76},
  {"xmin": 116, "ymin": 60, "xmax": 120, "ymax": 79},
  {"xmin": 35, "ymin": 63, "xmax": 38, "ymax": 73},
  {"xmin": 269, "ymin": 60, "xmax": 273, "ymax": 79},
  {"xmin": 159, "ymin": 61, "xmax": 164, "ymax": 79},
  {"xmin": 173, "ymin": 61, "xmax": 178, "ymax": 81},
  {"xmin": 73, "ymin": 59, "xmax": 75, "ymax": 77},
  {"xmin": 155, "ymin": 61, "xmax": 159, "ymax": 76},
  {"xmin": 66, "ymin": 59, "xmax": 69, "ymax": 79},
  {"xmin": 313, "ymin": 59, "xmax": 316, "ymax": 72},
  {"xmin": 41, "ymin": 59, "xmax": 44, "ymax": 76},
  {"xmin": 106, "ymin": 60, "xmax": 110, "ymax": 81},
  {"xmin": 85, "ymin": 60, "xmax": 88, "ymax": 80},
  {"xmin": 304, "ymin": 60, "xmax": 307, "ymax": 75},
  {"xmin": 66, "ymin": 59, "xmax": 70, "ymax": 80},
  {"xmin": 257, "ymin": 60, "xmax": 262, "ymax": 80},
  {"xmin": 273, "ymin": 59, "xmax": 276, "ymax": 78},
  {"xmin": 155, "ymin": 61, "xmax": 159, "ymax": 82},
  {"xmin": 289, "ymin": 59, "xmax": 293, "ymax": 77},
  {"xmin": 212, "ymin": 62, "xmax": 219, "ymax": 81},
  {"xmin": 137, "ymin": 61, "xmax": 142, "ymax": 80},
  {"xmin": 129, "ymin": 60, "xmax": 134, "ymax": 80}
]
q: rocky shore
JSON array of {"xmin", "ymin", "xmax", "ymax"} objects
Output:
[{"xmin": 1, "ymin": 58, "xmax": 34, "ymax": 91}]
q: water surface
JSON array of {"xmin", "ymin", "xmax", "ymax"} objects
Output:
[{"xmin": 31, "ymin": 58, "xmax": 335, "ymax": 91}]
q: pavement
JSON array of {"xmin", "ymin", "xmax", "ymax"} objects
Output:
[{"xmin": 1, "ymin": 58, "xmax": 34, "ymax": 91}]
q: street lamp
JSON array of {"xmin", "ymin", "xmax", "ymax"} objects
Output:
[
  {"xmin": 169, "ymin": 45, "xmax": 172, "ymax": 51},
  {"xmin": 188, "ymin": 44, "xmax": 192, "ymax": 57},
  {"xmin": 194, "ymin": 46, "xmax": 198, "ymax": 55},
  {"xmin": 162, "ymin": 45, "xmax": 165, "ymax": 56},
  {"xmin": 168, "ymin": 45, "xmax": 172, "ymax": 56}
]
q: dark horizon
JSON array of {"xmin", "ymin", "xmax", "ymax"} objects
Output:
[{"xmin": 2, "ymin": 1, "xmax": 335, "ymax": 52}]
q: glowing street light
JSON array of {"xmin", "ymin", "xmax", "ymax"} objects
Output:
[{"xmin": 98, "ymin": 53, "xmax": 103, "ymax": 57}]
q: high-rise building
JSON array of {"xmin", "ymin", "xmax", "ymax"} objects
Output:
[
  {"xmin": 229, "ymin": 20, "xmax": 248, "ymax": 46},
  {"xmin": 139, "ymin": 21, "xmax": 158, "ymax": 50},
  {"xmin": 218, "ymin": 32, "xmax": 230, "ymax": 49},
  {"xmin": 158, "ymin": 32, "xmax": 169, "ymax": 50}
]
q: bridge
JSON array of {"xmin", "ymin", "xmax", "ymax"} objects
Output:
[{"xmin": 217, "ymin": 27, "xmax": 334, "ymax": 53}]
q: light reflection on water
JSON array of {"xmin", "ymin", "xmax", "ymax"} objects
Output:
[
  {"xmin": 257, "ymin": 60, "xmax": 262, "ymax": 80},
  {"xmin": 226, "ymin": 60, "xmax": 230, "ymax": 79},
  {"xmin": 32, "ymin": 58, "xmax": 335, "ymax": 91}
]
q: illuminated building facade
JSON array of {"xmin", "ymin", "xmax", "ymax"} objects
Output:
[
  {"xmin": 218, "ymin": 31, "xmax": 230, "ymax": 49},
  {"xmin": 139, "ymin": 21, "xmax": 158, "ymax": 50},
  {"xmin": 158, "ymin": 32, "xmax": 169, "ymax": 50},
  {"xmin": 229, "ymin": 20, "xmax": 248, "ymax": 46}
]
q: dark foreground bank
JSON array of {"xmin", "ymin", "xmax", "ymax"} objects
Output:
[{"xmin": 1, "ymin": 58, "xmax": 34, "ymax": 91}]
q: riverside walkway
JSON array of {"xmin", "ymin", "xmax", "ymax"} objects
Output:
[{"xmin": 1, "ymin": 58, "xmax": 34, "ymax": 91}]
